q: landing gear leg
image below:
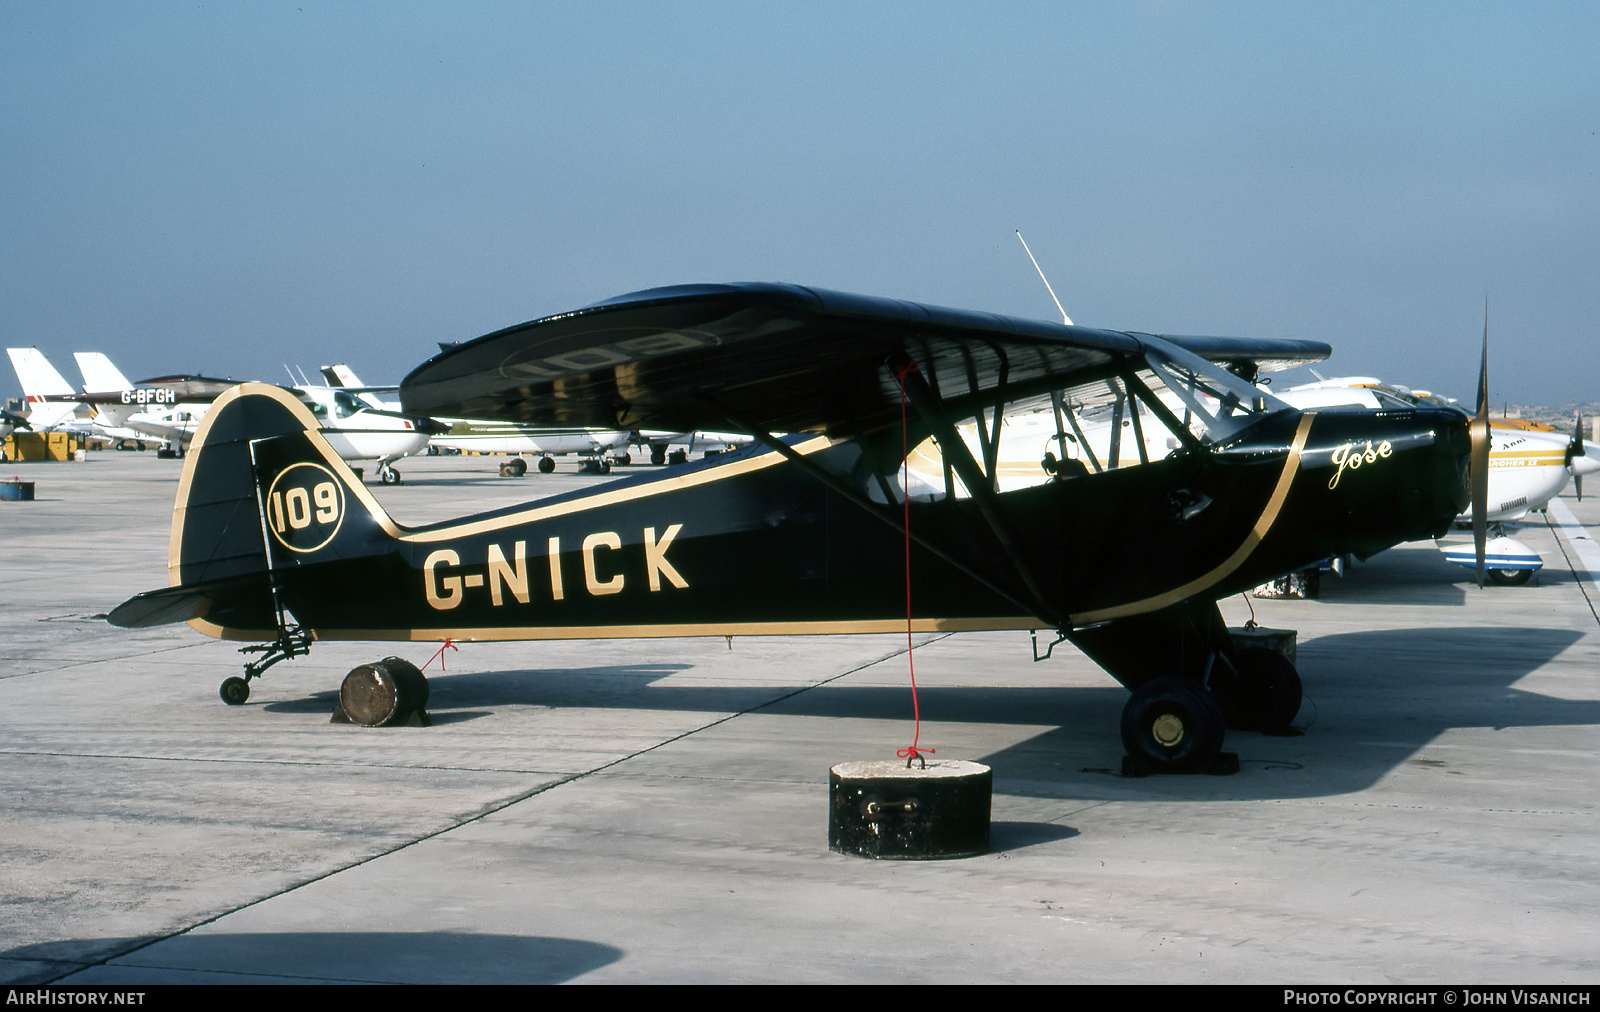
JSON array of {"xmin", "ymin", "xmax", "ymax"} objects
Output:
[
  {"xmin": 1067, "ymin": 599, "xmax": 1241, "ymax": 773},
  {"xmin": 224, "ymin": 626, "xmax": 315, "ymax": 706}
]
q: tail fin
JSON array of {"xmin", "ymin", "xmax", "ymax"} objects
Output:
[
  {"xmin": 110, "ymin": 383, "xmax": 400, "ymax": 638},
  {"xmin": 6, "ymin": 347, "xmax": 82, "ymax": 430},
  {"xmin": 73, "ymin": 352, "xmax": 135, "ymax": 394}
]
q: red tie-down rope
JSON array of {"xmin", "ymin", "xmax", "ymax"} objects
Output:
[
  {"xmin": 891, "ymin": 362, "xmax": 934, "ymax": 769},
  {"xmin": 423, "ymin": 638, "xmax": 458, "ymax": 672}
]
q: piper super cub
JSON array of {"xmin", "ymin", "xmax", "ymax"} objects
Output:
[{"xmin": 109, "ymin": 283, "xmax": 1476, "ymax": 773}]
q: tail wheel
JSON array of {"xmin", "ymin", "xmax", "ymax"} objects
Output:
[{"xmin": 1120, "ymin": 677, "xmax": 1225, "ymax": 772}]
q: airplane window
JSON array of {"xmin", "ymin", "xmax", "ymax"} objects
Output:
[{"xmin": 333, "ymin": 391, "xmax": 362, "ymax": 419}]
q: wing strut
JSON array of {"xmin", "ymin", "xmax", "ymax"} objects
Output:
[
  {"xmin": 888, "ymin": 353, "xmax": 1063, "ymax": 630},
  {"xmin": 697, "ymin": 395, "xmax": 1048, "ymax": 624}
]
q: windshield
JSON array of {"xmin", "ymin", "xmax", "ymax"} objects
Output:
[{"xmin": 893, "ymin": 339, "xmax": 1293, "ymax": 500}]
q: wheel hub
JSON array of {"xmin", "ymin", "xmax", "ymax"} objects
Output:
[{"xmin": 1152, "ymin": 712, "xmax": 1185, "ymax": 746}]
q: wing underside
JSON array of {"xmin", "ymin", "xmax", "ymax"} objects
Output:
[{"xmin": 400, "ymin": 282, "xmax": 1329, "ymax": 435}]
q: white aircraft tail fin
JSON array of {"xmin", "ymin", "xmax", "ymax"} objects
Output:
[
  {"xmin": 6, "ymin": 347, "xmax": 83, "ymax": 430},
  {"xmin": 73, "ymin": 352, "xmax": 135, "ymax": 394},
  {"xmin": 321, "ymin": 363, "xmax": 363, "ymax": 387},
  {"xmin": 321, "ymin": 363, "xmax": 388, "ymax": 410}
]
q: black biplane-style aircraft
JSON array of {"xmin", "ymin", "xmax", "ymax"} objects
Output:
[{"xmin": 109, "ymin": 283, "xmax": 1477, "ymax": 773}]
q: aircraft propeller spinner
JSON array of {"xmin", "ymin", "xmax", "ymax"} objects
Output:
[{"xmin": 1469, "ymin": 307, "xmax": 1490, "ymax": 588}]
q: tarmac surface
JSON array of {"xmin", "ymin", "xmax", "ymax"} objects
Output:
[{"xmin": 1, "ymin": 451, "xmax": 1597, "ymax": 984}]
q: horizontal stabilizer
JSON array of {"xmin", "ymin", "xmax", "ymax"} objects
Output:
[{"xmin": 107, "ymin": 577, "xmax": 274, "ymax": 629}]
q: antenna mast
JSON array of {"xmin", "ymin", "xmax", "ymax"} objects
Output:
[{"xmin": 1016, "ymin": 230, "xmax": 1072, "ymax": 326}]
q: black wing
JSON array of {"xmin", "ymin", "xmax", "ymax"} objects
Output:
[{"xmin": 400, "ymin": 282, "xmax": 1328, "ymax": 436}]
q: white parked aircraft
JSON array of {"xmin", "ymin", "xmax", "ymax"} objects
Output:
[
  {"xmin": 6, "ymin": 348, "xmax": 94, "ymax": 435},
  {"xmin": 8, "ymin": 348, "xmax": 436, "ymax": 482}
]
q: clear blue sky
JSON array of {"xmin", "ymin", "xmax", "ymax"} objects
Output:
[{"xmin": 3, "ymin": 2, "xmax": 1596, "ymax": 405}]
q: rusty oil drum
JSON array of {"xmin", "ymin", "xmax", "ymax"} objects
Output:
[{"xmin": 338, "ymin": 656, "xmax": 430, "ymax": 727}]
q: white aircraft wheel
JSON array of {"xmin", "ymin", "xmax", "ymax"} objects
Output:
[
  {"xmin": 381, "ymin": 467, "xmax": 401, "ymax": 485},
  {"xmin": 1120, "ymin": 677, "xmax": 1224, "ymax": 773},
  {"xmin": 1488, "ymin": 567, "xmax": 1533, "ymax": 587},
  {"xmin": 219, "ymin": 677, "xmax": 250, "ymax": 706},
  {"xmin": 538, "ymin": 456, "xmax": 555, "ymax": 474}
]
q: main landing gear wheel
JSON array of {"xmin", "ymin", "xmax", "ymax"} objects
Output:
[
  {"xmin": 219, "ymin": 676, "xmax": 250, "ymax": 706},
  {"xmin": 1120, "ymin": 677, "xmax": 1225, "ymax": 773},
  {"xmin": 379, "ymin": 464, "xmax": 402, "ymax": 484},
  {"xmin": 1212, "ymin": 647, "xmax": 1303, "ymax": 731},
  {"xmin": 537, "ymin": 455, "xmax": 556, "ymax": 473},
  {"xmin": 1488, "ymin": 567, "xmax": 1533, "ymax": 587},
  {"xmin": 500, "ymin": 457, "xmax": 528, "ymax": 477},
  {"xmin": 650, "ymin": 447, "xmax": 667, "ymax": 466}
]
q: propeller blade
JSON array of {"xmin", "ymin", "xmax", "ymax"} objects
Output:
[{"xmin": 1470, "ymin": 306, "xmax": 1489, "ymax": 588}]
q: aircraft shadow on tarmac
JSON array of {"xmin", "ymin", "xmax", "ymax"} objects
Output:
[
  {"xmin": 980, "ymin": 624, "xmax": 1594, "ymax": 801},
  {"xmin": 1, "ymin": 932, "xmax": 621, "ymax": 986},
  {"xmin": 258, "ymin": 627, "xmax": 1593, "ymax": 803},
  {"xmin": 1313, "ymin": 546, "xmax": 1470, "ymax": 606}
]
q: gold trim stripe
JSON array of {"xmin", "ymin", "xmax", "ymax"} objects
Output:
[
  {"xmin": 1070, "ymin": 412, "xmax": 1316, "ymax": 625},
  {"xmin": 188, "ymin": 614, "xmax": 1045, "ymax": 643}
]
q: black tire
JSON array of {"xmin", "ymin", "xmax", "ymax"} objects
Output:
[
  {"xmin": 1215, "ymin": 647, "xmax": 1303, "ymax": 731},
  {"xmin": 650, "ymin": 448, "xmax": 666, "ymax": 466},
  {"xmin": 538, "ymin": 456, "xmax": 555, "ymax": 473},
  {"xmin": 381, "ymin": 467, "xmax": 401, "ymax": 485},
  {"xmin": 1120, "ymin": 677, "xmax": 1225, "ymax": 772},
  {"xmin": 220, "ymin": 677, "xmax": 250, "ymax": 706},
  {"xmin": 1488, "ymin": 567, "xmax": 1533, "ymax": 587},
  {"xmin": 614, "ymin": 452, "xmax": 631, "ymax": 467}
]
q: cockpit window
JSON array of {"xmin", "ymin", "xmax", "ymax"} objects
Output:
[{"xmin": 332, "ymin": 391, "xmax": 363, "ymax": 419}]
